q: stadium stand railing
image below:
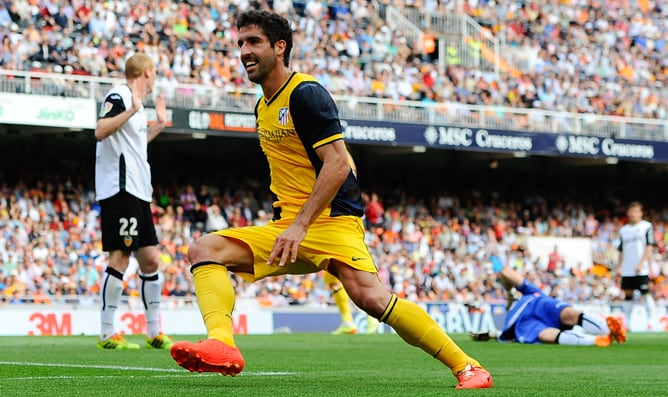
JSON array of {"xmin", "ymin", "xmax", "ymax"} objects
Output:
[
  {"xmin": 389, "ymin": 6, "xmax": 502, "ymax": 76},
  {"xmin": 1, "ymin": 69, "xmax": 667, "ymax": 141}
]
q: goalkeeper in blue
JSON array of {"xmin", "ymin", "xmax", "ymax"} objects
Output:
[{"xmin": 471, "ymin": 267, "xmax": 626, "ymax": 347}]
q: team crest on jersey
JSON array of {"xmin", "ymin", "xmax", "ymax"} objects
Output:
[
  {"xmin": 278, "ymin": 107, "xmax": 289, "ymax": 126},
  {"xmin": 123, "ymin": 235, "xmax": 133, "ymax": 247},
  {"xmin": 101, "ymin": 101, "xmax": 114, "ymax": 117}
]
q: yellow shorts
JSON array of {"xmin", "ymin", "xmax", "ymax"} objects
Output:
[{"xmin": 216, "ymin": 215, "xmax": 376, "ymax": 282}]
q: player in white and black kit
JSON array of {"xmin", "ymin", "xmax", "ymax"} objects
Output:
[
  {"xmin": 95, "ymin": 53, "xmax": 173, "ymax": 350},
  {"xmin": 617, "ymin": 202, "xmax": 655, "ymax": 309}
]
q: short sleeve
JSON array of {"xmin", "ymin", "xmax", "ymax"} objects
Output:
[
  {"xmin": 99, "ymin": 92, "xmax": 126, "ymax": 119},
  {"xmin": 290, "ymin": 82, "xmax": 343, "ymax": 149}
]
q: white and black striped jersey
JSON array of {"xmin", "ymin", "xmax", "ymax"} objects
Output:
[{"xmin": 95, "ymin": 85, "xmax": 153, "ymax": 202}]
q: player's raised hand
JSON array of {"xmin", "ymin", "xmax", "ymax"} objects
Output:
[
  {"xmin": 267, "ymin": 224, "xmax": 306, "ymax": 267},
  {"xmin": 155, "ymin": 94, "xmax": 167, "ymax": 124}
]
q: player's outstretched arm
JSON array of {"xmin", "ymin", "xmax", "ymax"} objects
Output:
[
  {"xmin": 500, "ymin": 267, "xmax": 524, "ymax": 291},
  {"xmin": 94, "ymin": 107, "xmax": 136, "ymax": 141}
]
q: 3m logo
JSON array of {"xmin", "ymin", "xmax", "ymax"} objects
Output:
[
  {"xmin": 28, "ymin": 313, "xmax": 72, "ymax": 336},
  {"xmin": 120, "ymin": 313, "xmax": 148, "ymax": 335},
  {"xmin": 233, "ymin": 314, "xmax": 248, "ymax": 334}
]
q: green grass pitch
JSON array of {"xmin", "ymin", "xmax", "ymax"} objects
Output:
[{"xmin": 1, "ymin": 333, "xmax": 667, "ymax": 397}]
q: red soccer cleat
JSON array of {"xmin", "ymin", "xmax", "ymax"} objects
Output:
[
  {"xmin": 170, "ymin": 339, "xmax": 245, "ymax": 376},
  {"xmin": 455, "ymin": 363, "xmax": 493, "ymax": 389},
  {"xmin": 606, "ymin": 316, "xmax": 627, "ymax": 344}
]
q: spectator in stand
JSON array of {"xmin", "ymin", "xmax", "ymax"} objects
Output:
[
  {"xmin": 364, "ymin": 192, "xmax": 385, "ymax": 229},
  {"xmin": 205, "ymin": 203, "xmax": 228, "ymax": 233},
  {"xmin": 1, "ymin": 174, "xmax": 667, "ymax": 313},
  {"xmin": 0, "ymin": 0, "xmax": 660, "ymax": 120}
]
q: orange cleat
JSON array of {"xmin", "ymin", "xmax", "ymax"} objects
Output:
[
  {"xmin": 606, "ymin": 316, "xmax": 627, "ymax": 344},
  {"xmin": 170, "ymin": 339, "xmax": 245, "ymax": 376},
  {"xmin": 595, "ymin": 335, "xmax": 611, "ymax": 347},
  {"xmin": 455, "ymin": 363, "xmax": 493, "ymax": 389}
]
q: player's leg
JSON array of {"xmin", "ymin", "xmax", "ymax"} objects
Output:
[
  {"xmin": 135, "ymin": 245, "xmax": 173, "ymax": 349},
  {"xmin": 97, "ymin": 191, "xmax": 142, "ymax": 349},
  {"xmin": 559, "ymin": 307, "xmax": 609, "ymax": 336},
  {"xmin": 133, "ymin": 194, "xmax": 173, "ymax": 349},
  {"xmin": 171, "ymin": 221, "xmax": 324, "ymax": 376},
  {"xmin": 324, "ymin": 271, "xmax": 357, "ymax": 335},
  {"xmin": 540, "ymin": 327, "xmax": 610, "ymax": 347},
  {"xmin": 638, "ymin": 275, "xmax": 656, "ymax": 314},
  {"xmin": 98, "ymin": 250, "xmax": 139, "ymax": 349},
  {"xmin": 170, "ymin": 232, "xmax": 256, "ymax": 376},
  {"xmin": 332, "ymin": 261, "xmax": 492, "ymax": 389}
]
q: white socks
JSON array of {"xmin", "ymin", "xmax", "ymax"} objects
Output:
[
  {"xmin": 100, "ymin": 267, "xmax": 124, "ymax": 340},
  {"xmin": 557, "ymin": 330, "xmax": 597, "ymax": 346},
  {"xmin": 100, "ymin": 267, "xmax": 164, "ymax": 340},
  {"xmin": 579, "ymin": 313, "xmax": 609, "ymax": 335},
  {"xmin": 139, "ymin": 271, "xmax": 163, "ymax": 339}
]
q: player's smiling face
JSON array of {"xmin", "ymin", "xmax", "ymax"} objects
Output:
[{"xmin": 238, "ymin": 25, "xmax": 282, "ymax": 85}]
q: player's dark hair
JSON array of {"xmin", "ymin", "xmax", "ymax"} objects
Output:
[
  {"xmin": 628, "ymin": 201, "xmax": 643, "ymax": 211},
  {"xmin": 237, "ymin": 10, "xmax": 293, "ymax": 67}
]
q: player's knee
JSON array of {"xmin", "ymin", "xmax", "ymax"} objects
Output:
[
  {"xmin": 108, "ymin": 251, "xmax": 131, "ymax": 272},
  {"xmin": 186, "ymin": 238, "xmax": 211, "ymax": 264},
  {"xmin": 352, "ymin": 292, "xmax": 389, "ymax": 319},
  {"xmin": 139, "ymin": 259, "xmax": 160, "ymax": 274},
  {"xmin": 559, "ymin": 307, "xmax": 579, "ymax": 326}
]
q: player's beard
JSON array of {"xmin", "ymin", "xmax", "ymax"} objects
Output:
[{"xmin": 246, "ymin": 55, "xmax": 278, "ymax": 85}]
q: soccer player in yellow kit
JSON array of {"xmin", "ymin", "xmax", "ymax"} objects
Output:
[{"xmin": 170, "ymin": 10, "xmax": 492, "ymax": 389}]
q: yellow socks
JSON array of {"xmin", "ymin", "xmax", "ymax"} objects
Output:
[
  {"xmin": 191, "ymin": 266, "xmax": 480, "ymax": 375},
  {"xmin": 191, "ymin": 263, "xmax": 237, "ymax": 347},
  {"xmin": 325, "ymin": 272, "xmax": 354, "ymax": 324},
  {"xmin": 380, "ymin": 295, "xmax": 479, "ymax": 375},
  {"xmin": 332, "ymin": 287, "xmax": 354, "ymax": 324}
]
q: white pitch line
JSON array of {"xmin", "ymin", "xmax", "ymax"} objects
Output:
[
  {"xmin": 0, "ymin": 361, "xmax": 296, "ymax": 376},
  {"xmin": 0, "ymin": 361, "xmax": 181, "ymax": 372},
  {"xmin": 4, "ymin": 375, "xmax": 218, "ymax": 380}
]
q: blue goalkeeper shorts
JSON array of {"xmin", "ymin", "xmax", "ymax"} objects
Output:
[{"xmin": 506, "ymin": 280, "xmax": 571, "ymax": 344}]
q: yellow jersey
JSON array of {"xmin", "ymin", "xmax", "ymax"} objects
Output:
[{"xmin": 254, "ymin": 72, "xmax": 364, "ymax": 220}]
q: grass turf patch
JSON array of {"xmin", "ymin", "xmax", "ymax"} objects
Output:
[{"xmin": 0, "ymin": 333, "xmax": 666, "ymax": 397}]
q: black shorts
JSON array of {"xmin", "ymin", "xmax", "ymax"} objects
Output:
[
  {"xmin": 621, "ymin": 275, "xmax": 650, "ymax": 294},
  {"xmin": 99, "ymin": 190, "xmax": 159, "ymax": 252}
]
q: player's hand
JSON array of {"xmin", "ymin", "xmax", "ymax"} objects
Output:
[
  {"xmin": 636, "ymin": 263, "xmax": 643, "ymax": 274},
  {"xmin": 130, "ymin": 79, "xmax": 144, "ymax": 113},
  {"xmin": 155, "ymin": 94, "xmax": 167, "ymax": 124},
  {"xmin": 267, "ymin": 224, "xmax": 306, "ymax": 267}
]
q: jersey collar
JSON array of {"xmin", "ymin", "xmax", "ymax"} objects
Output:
[{"xmin": 264, "ymin": 71, "xmax": 297, "ymax": 107}]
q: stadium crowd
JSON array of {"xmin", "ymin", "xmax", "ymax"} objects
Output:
[
  {"xmin": 0, "ymin": 0, "xmax": 667, "ymax": 119},
  {"xmin": 1, "ymin": 177, "xmax": 668, "ymax": 308}
]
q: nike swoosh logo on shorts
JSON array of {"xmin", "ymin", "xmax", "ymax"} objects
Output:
[{"xmin": 351, "ymin": 257, "xmax": 366, "ymax": 261}]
